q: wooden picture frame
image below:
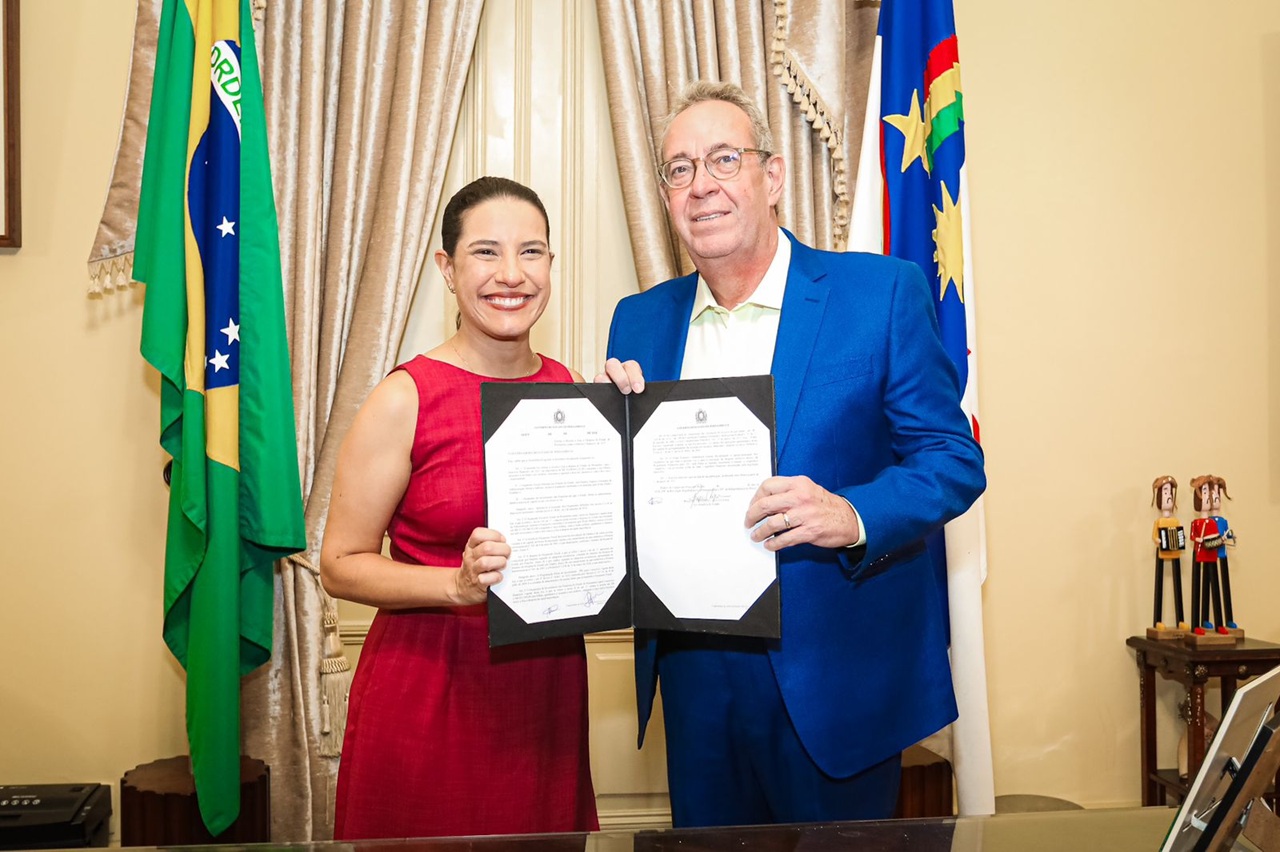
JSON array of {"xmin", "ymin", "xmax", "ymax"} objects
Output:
[{"xmin": 0, "ymin": 0, "xmax": 19, "ymax": 249}]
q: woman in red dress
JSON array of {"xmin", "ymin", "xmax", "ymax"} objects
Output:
[{"xmin": 321, "ymin": 177, "xmax": 599, "ymax": 839}]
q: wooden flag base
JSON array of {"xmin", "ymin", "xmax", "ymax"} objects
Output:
[{"xmin": 119, "ymin": 755, "xmax": 270, "ymax": 846}]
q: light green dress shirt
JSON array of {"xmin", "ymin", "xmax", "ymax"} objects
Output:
[{"xmin": 677, "ymin": 230, "xmax": 865, "ymax": 547}]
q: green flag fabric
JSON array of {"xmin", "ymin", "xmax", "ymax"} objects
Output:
[{"xmin": 134, "ymin": 0, "xmax": 305, "ymax": 836}]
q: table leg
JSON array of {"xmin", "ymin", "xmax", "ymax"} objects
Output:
[
  {"xmin": 1188, "ymin": 682, "xmax": 1207, "ymax": 784},
  {"xmin": 1137, "ymin": 652, "xmax": 1159, "ymax": 806},
  {"xmin": 1221, "ymin": 676, "xmax": 1238, "ymax": 717}
]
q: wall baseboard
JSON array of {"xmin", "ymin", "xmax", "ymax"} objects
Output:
[{"xmin": 592, "ymin": 792, "xmax": 671, "ymax": 830}]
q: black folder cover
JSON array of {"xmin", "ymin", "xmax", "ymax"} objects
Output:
[{"xmin": 481, "ymin": 376, "xmax": 779, "ymax": 647}]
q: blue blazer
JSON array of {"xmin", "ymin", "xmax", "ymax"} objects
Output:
[{"xmin": 606, "ymin": 231, "xmax": 987, "ymax": 779}]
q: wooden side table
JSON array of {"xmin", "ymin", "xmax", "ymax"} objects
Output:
[
  {"xmin": 1126, "ymin": 635, "xmax": 1280, "ymax": 806},
  {"xmin": 119, "ymin": 756, "xmax": 270, "ymax": 846}
]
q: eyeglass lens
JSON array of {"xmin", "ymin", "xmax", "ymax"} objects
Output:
[{"xmin": 661, "ymin": 148, "xmax": 746, "ymax": 188}]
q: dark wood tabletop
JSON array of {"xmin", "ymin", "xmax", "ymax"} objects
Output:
[{"xmin": 130, "ymin": 808, "xmax": 1177, "ymax": 852}]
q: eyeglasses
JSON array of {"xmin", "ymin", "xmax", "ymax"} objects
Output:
[{"xmin": 657, "ymin": 147, "xmax": 771, "ymax": 189}]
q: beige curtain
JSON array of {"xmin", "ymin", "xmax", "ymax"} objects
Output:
[
  {"xmin": 87, "ymin": 0, "xmax": 483, "ymax": 841},
  {"xmin": 242, "ymin": 0, "xmax": 484, "ymax": 841},
  {"xmin": 593, "ymin": 0, "xmax": 879, "ymax": 289},
  {"xmin": 85, "ymin": 0, "xmax": 163, "ymax": 294}
]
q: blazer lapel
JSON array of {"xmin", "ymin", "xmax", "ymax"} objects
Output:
[
  {"xmin": 646, "ymin": 273, "xmax": 697, "ymax": 382},
  {"xmin": 771, "ymin": 233, "xmax": 830, "ymax": 458}
]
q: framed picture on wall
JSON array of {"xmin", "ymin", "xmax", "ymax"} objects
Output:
[{"xmin": 0, "ymin": 0, "xmax": 19, "ymax": 249}]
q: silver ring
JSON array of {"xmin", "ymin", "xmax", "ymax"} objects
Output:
[{"xmin": 782, "ymin": 513, "xmax": 792, "ymax": 529}]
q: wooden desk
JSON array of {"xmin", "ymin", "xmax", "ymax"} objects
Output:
[
  {"xmin": 102, "ymin": 807, "xmax": 1180, "ymax": 852},
  {"xmin": 1126, "ymin": 635, "xmax": 1280, "ymax": 806}
]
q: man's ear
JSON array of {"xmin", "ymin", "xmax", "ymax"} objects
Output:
[{"xmin": 765, "ymin": 153, "xmax": 786, "ymax": 207}]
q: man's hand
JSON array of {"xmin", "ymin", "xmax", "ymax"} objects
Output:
[
  {"xmin": 594, "ymin": 357, "xmax": 645, "ymax": 394},
  {"xmin": 745, "ymin": 475, "xmax": 860, "ymax": 551}
]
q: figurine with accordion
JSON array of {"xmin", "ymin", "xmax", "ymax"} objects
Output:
[{"xmin": 1149, "ymin": 475, "xmax": 1189, "ymax": 639}]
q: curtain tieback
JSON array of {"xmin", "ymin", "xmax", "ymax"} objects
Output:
[{"xmin": 286, "ymin": 552, "xmax": 353, "ymax": 758}]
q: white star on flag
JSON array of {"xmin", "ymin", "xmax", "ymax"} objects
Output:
[
  {"xmin": 216, "ymin": 217, "xmax": 236, "ymax": 237},
  {"xmin": 221, "ymin": 318, "xmax": 240, "ymax": 344},
  {"xmin": 209, "ymin": 350, "xmax": 231, "ymax": 372}
]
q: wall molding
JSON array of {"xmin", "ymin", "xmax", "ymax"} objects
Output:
[
  {"xmin": 514, "ymin": 0, "xmax": 532, "ymax": 184},
  {"xmin": 340, "ymin": 621, "xmax": 636, "ymax": 652},
  {"xmin": 339, "ymin": 620, "xmax": 372, "ymax": 647},
  {"xmin": 560, "ymin": 0, "xmax": 584, "ymax": 369}
]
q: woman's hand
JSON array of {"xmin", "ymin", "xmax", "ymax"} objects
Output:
[{"xmin": 451, "ymin": 527, "xmax": 511, "ymax": 605}]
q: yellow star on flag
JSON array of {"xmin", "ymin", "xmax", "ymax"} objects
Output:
[
  {"xmin": 884, "ymin": 89, "xmax": 930, "ymax": 175},
  {"xmin": 932, "ymin": 181, "xmax": 964, "ymax": 303}
]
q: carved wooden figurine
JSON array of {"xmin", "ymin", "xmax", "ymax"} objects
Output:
[
  {"xmin": 1148, "ymin": 475, "xmax": 1188, "ymax": 639},
  {"xmin": 1188, "ymin": 475, "xmax": 1233, "ymax": 645},
  {"xmin": 1210, "ymin": 475, "xmax": 1240, "ymax": 636}
]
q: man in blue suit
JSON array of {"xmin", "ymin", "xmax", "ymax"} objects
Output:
[{"xmin": 599, "ymin": 81, "xmax": 986, "ymax": 828}]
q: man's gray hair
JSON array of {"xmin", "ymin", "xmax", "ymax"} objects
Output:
[{"xmin": 657, "ymin": 81, "xmax": 774, "ymax": 155}]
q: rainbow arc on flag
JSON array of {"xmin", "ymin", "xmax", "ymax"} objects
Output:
[
  {"xmin": 849, "ymin": 0, "xmax": 993, "ymax": 816},
  {"xmin": 875, "ymin": 11, "xmax": 970, "ymax": 394}
]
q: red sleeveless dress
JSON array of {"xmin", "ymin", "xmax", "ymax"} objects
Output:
[{"xmin": 333, "ymin": 355, "xmax": 598, "ymax": 839}]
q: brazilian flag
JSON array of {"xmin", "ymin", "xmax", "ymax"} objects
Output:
[{"xmin": 134, "ymin": 0, "xmax": 305, "ymax": 836}]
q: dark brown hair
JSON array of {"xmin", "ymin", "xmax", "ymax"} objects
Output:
[
  {"xmin": 440, "ymin": 176, "xmax": 550, "ymax": 256},
  {"xmin": 1212, "ymin": 475, "xmax": 1231, "ymax": 502},
  {"xmin": 1190, "ymin": 475, "xmax": 1214, "ymax": 511}
]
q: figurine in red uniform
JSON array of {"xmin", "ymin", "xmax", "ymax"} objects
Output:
[{"xmin": 1189, "ymin": 475, "xmax": 1228, "ymax": 636}]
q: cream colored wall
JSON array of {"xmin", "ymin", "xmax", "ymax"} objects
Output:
[
  {"xmin": 6, "ymin": 0, "xmax": 1280, "ymax": 837},
  {"xmin": 959, "ymin": 0, "xmax": 1280, "ymax": 806},
  {"xmin": 0, "ymin": 0, "xmax": 187, "ymax": 840}
]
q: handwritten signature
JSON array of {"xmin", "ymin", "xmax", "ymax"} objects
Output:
[
  {"xmin": 687, "ymin": 486, "xmax": 722, "ymax": 507},
  {"xmin": 543, "ymin": 589, "xmax": 603, "ymax": 616}
]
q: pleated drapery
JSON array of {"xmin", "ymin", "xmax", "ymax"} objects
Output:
[
  {"xmin": 85, "ymin": 0, "xmax": 162, "ymax": 294},
  {"xmin": 243, "ymin": 0, "xmax": 484, "ymax": 840},
  {"xmin": 87, "ymin": 0, "xmax": 484, "ymax": 840},
  {"xmin": 592, "ymin": 0, "xmax": 879, "ymax": 289}
]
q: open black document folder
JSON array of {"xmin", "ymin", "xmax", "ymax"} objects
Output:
[{"xmin": 481, "ymin": 376, "xmax": 779, "ymax": 647}]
